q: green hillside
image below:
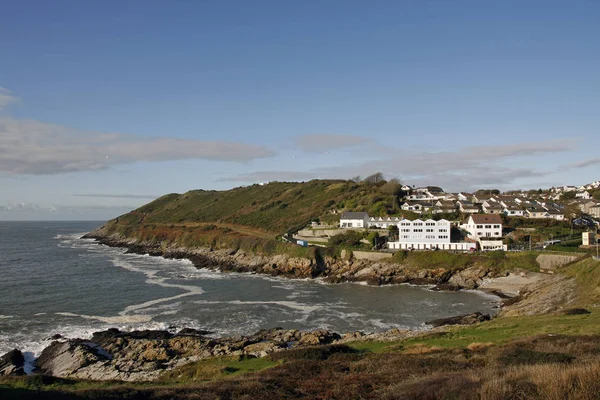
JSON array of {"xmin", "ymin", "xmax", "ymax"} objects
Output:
[{"xmin": 108, "ymin": 179, "xmax": 405, "ymax": 236}]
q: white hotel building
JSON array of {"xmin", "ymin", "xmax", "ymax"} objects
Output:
[{"xmin": 387, "ymin": 218, "xmax": 475, "ymax": 251}]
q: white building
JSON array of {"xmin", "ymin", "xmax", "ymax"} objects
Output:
[
  {"xmin": 367, "ymin": 216, "xmax": 400, "ymax": 229},
  {"xmin": 576, "ymin": 191, "xmax": 591, "ymax": 199},
  {"xmin": 461, "ymin": 214, "xmax": 503, "ymax": 239},
  {"xmin": 589, "ymin": 204, "xmax": 600, "ymax": 218},
  {"xmin": 582, "ymin": 232, "xmax": 596, "ymax": 246},
  {"xmin": 387, "ymin": 218, "xmax": 475, "ymax": 251},
  {"xmin": 340, "ymin": 212, "xmax": 369, "ymax": 228}
]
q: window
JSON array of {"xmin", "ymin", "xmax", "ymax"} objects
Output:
[
  {"xmin": 414, "ymin": 222, "xmax": 423, "ymax": 226},
  {"xmin": 402, "ymin": 228, "xmax": 410, "ymax": 232},
  {"xmin": 494, "ymin": 225, "xmax": 500, "ymax": 228},
  {"xmin": 426, "ymin": 222, "xmax": 435, "ymax": 226},
  {"xmin": 477, "ymin": 225, "xmax": 483, "ymax": 228},
  {"xmin": 486, "ymin": 232, "xmax": 491, "ymax": 237},
  {"xmin": 414, "ymin": 229, "xmax": 423, "ymax": 232},
  {"xmin": 438, "ymin": 235, "xmax": 448, "ymax": 239},
  {"xmin": 439, "ymin": 229, "xmax": 447, "ymax": 232},
  {"xmin": 426, "ymin": 229, "xmax": 434, "ymax": 232},
  {"xmin": 477, "ymin": 232, "xmax": 483, "ymax": 236},
  {"xmin": 485, "ymin": 225, "xmax": 491, "ymax": 229}
]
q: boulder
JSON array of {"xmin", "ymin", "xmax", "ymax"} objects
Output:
[
  {"xmin": 447, "ymin": 267, "xmax": 489, "ymax": 290},
  {"xmin": 36, "ymin": 340, "xmax": 111, "ymax": 376},
  {"xmin": 299, "ymin": 330, "xmax": 341, "ymax": 345},
  {"xmin": 176, "ymin": 328, "xmax": 212, "ymax": 337},
  {"xmin": 243, "ymin": 341, "xmax": 285, "ymax": 357},
  {"xmin": 427, "ymin": 312, "xmax": 491, "ymax": 327},
  {"xmin": 0, "ymin": 349, "xmax": 25, "ymax": 376}
]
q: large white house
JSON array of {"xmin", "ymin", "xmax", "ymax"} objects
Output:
[
  {"xmin": 461, "ymin": 214, "xmax": 503, "ymax": 239},
  {"xmin": 387, "ymin": 218, "xmax": 475, "ymax": 251},
  {"xmin": 339, "ymin": 212, "xmax": 369, "ymax": 228},
  {"xmin": 460, "ymin": 214, "xmax": 505, "ymax": 251}
]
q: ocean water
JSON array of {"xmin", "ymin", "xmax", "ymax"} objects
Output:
[{"xmin": 0, "ymin": 221, "xmax": 500, "ymax": 369}]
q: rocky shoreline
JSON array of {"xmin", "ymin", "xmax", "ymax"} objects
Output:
[
  {"xmin": 0, "ymin": 312, "xmax": 491, "ymax": 381},
  {"xmin": 82, "ymin": 231, "xmax": 505, "ymax": 291}
]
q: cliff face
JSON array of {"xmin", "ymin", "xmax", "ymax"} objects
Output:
[{"xmin": 84, "ymin": 229, "xmax": 501, "ymax": 290}]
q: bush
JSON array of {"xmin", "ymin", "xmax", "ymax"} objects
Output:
[{"xmin": 268, "ymin": 345, "xmax": 357, "ymax": 362}]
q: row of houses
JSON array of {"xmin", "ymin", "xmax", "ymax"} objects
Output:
[{"xmin": 399, "ymin": 197, "xmax": 567, "ymax": 220}]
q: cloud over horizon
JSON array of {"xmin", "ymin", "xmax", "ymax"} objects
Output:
[
  {"xmin": 293, "ymin": 134, "xmax": 370, "ymax": 153},
  {"xmin": 223, "ymin": 139, "xmax": 576, "ymax": 191},
  {"xmin": 72, "ymin": 193, "xmax": 160, "ymax": 200},
  {"xmin": 0, "ymin": 116, "xmax": 275, "ymax": 175},
  {"xmin": 566, "ymin": 157, "xmax": 600, "ymax": 169}
]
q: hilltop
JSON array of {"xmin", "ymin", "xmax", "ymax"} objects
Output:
[{"xmin": 110, "ymin": 178, "xmax": 405, "ymax": 236}]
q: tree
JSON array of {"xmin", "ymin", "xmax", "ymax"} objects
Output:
[
  {"xmin": 388, "ymin": 225, "xmax": 399, "ymax": 242},
  {"xmin": 380, "ymin": 180, "xmax": 402, "ymax": 196},
  {"xmin": 362, "ymin": 172, "xmax": 385, "ymax": 185}
]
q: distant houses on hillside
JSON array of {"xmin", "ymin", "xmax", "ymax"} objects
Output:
[{"xmin": 335, "ymin": 180, "xmax": 599, "ymax": 252}]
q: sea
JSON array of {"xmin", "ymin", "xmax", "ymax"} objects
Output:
[{"xmin": 0, "ymin": 221, "xmax": 500, "ymax": 371}]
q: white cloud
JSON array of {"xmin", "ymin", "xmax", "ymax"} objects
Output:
[
  {"xmin": 566, "ymin": 157, "xmax": 600, "ymax": 169},
  {"xmin": 218, "ymin": 170, "xmax": 317, "ymax": 182},
  {"xmin": 293, "ymin": 134, "xmax": 369, "ymax": 153},
  {"xmin": 72, "ymin": 193, "xmax": 159, "ymax": 199},
  {"xmin": 0, "ymin": 202, "xmax": 135, "ymax": 221},
  {"xmin": 0, "ymin": 87, "xmax": 19, "ymax": 111},
  {"xmin": 0, "ymin": 116, "xmax": 275, "ymax": 175},
  {"xmin": 223, "ymin": 139, "xmax": 575, "ymax": 191}
]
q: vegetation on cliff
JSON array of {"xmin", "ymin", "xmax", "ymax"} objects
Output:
[{"xmin": 109, "ymin": 179, "xmax": 404, "ymax": 236}]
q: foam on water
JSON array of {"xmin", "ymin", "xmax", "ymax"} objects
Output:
[{"xmin": 55, "ymin": 312, "xmax": 153, "ymax": 324}]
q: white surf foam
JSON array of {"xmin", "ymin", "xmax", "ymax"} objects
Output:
[
  {"xmin": 53, "ymin": 256, "xmax": 205, "ymax": 324},
  {"xmin": 55, "ymin": 312, "xmax": 153, "ymax": 324}
]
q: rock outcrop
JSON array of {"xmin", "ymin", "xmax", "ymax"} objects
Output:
[
  {"xmin": 426, "ymin": 312, "xmax": 491, "ymax": 327},
  {"xmin": 0, "ymin": 349, "xmax": 25, "ymax": 376},
  {"xmin": 34, "ymin": 327, "xmax": 342, "ymax": 381}
]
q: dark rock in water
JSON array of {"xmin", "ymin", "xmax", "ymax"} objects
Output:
[
  {"xmin": 50, "ymin": 334, "xmax": 63, "ymax": 340},
  {"xmin": 0, "ymin": 349, "xmax": 25, "ymax": 376},
  {"xmin": 176, "ymin": 328, "xmax": 212, "ymax": 337},
  {"xmin": 427, "ymin": 312, "xmax": 491, "ymax": 327},
  {"xmin": 91, "ymin": 328, "xmax": 172, "ymax": 343},
  {"xmin": 91, "ymin": 328, "xmax": 122, "ymax": 344},
  {"xmin": 430, "ymin": 284, "xmax": 461, "ymax": 292},
  {"xmin": 127, "ymin": 330, "xmax": 173, "ymax": 340}
]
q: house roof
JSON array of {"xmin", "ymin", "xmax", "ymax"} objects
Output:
[
  {"xmin": 484, "ymin": 203, "xmax": 503, "ymax": 209},
  {"xmin": 340, "ymin": 212, "xmax": 369, "ymax": 219},
  {"xmin": 469, "ymin": 214, "xmax": 503, "ymax": 224}
]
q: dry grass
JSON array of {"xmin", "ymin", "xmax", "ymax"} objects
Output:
[
  {"xmin": 3, "ymin": 335, "xmax": 600, "ymax": 399},
  {"xmin": 466, "ymin": 342, "xmax": 494, "ymax": 352}
]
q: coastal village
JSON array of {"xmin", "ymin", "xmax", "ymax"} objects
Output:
[{"xmin": 295, "ymin": 180, "xmax": 600, "ymax": 254}]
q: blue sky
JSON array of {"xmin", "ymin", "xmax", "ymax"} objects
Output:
[{"xmin": 1, "ymin": 0, "xmax": 599, "ymax": 220}]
